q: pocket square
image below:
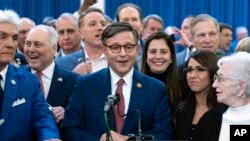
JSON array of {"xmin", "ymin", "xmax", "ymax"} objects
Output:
[
  {"xmin": 0, "ymin": 119, "xmax": 5, "ymax": 126},
  {"xmin": 12, "ymin": 98, "xmax": 26, "ymax": 107}
]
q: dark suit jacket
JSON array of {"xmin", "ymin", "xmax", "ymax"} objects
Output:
[
  {"xmin": 14, "ymin": 52, "xmax": 27, "ymax": 66},
  {"xmin": 62, "ymin": 68, "xmax": 173, "ymax": 140},
  {"xmin": 22, "ymin": 63, "xmax": 79, "ymax": 108},
  {"xmin": 176, "ymin": 48, "xmax": 189, "ymax": 68},
  {"xmin": 55, "ymin": 50, "xmax": 86, "ymax": 71},
  {"xmin": 192, "ymin": 106, "xmax": 228, "ymax": 141},
  {"xmin": 0, "ymin": 65, "xmax": 59, "ymax": 141}
]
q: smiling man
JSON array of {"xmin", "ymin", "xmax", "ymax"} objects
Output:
[
  {"xmin": 62, "ymin": 22, "xmax": 172, "ymax": 141},
  {"xmin": 0, "ymin": 9, "xmax": 60, "ymax": 141}
]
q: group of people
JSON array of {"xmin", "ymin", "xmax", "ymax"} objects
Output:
[{"xmin": 0, "ymin": 1, "xmax": 250, "ymax": 141}]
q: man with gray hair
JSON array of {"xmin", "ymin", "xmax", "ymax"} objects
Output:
[
  {"xmin": 230, "ymin": 26, "xmax": 249, "ymax": 54},
  {"xmin": 55, "ymin": 13, "xmax": 82, "ymax": 59},
  {"xmin": 190, "ymin": 13, "xmax": 220, "ymax": 53},
  {"xmin": 14, "ymin": 17, "xmax": 35, "ymax": 66},
  {"xmin": 0, "ymin": 9, "xmax": 60, "ymax": 141},
  {"xmin": 142, "ymin": 14, "xmax": 164, "ymax": 40}
]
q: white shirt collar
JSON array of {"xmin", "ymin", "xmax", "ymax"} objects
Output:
[
  {"xmin": 0, "ymin": 65, "xmax": 8, "ymax": 81},
  {"xmin": 110, "ymin": 67, "xmax": 134, "ymax": 92},
  {"xmin": 31, "ymin": 61, "xmax": 55, "ymax": 79}
]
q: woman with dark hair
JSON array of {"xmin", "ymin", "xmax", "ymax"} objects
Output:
[
  {"xmin": 174, "ymin": 50, "xmax": 221, "ymax": 140},
  {"xmin": 193, "ymin": 52, "xmax": 250, "ymax": 141},
  {"xmin": 141, "ymin": 31, "xmax": 182, "ymax": 110}
]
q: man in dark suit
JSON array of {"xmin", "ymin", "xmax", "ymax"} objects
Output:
[
  {"xmin": 14, "ymin": 18, "xmax": 35, "ymax": 66},
  {"xmin": 0, "ymin": 9, "xmax": 60, "ymax": 141},
  {"xmin": 23, "ymin": 25, "xmax": 78, "ymax": 124},
  {"xmin": 62, "ymin": 22, "xmax": 172, "ymax": 141},
  {"xmin": 115, "ymin": 3, "xmax": 145, "ymax": 70},
  {"xmin": 56, "ymin": 7, "xmax": 108, "ymax": 75}
]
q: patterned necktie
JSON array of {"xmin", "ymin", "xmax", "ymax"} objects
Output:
[
  {"xmin": 36, "ymin": 71, "xmax": 45, "ymax": 96},
  {"xmin": 0, "ymin": 75, "xmax": 4, "ymax": 114},
  {"xmin": 114, "ymin": 78, "xmax": 125, "ymax": 133}
]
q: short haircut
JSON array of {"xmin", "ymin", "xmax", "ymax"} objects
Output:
[
  {"xmin": 56, "ymin": 13, "xmax": 78, "ymax": 29},
  {"xmin": 101, "ymin": 22, "xmax": 139, "ymax": 45},
  {"xmin": 235, "ymin": 37, "xmax": 250, "ymax": 53},
  {"xmin": 0, "ymin": 9, "xmax": 20, "ymax": 29},
  {"xmin": 30, "ymin": 25, "xmax": 58, "ymax": 47},
  {"xmin": 190, "ymin": 14, "xmax": 219, "ymax": 36},
  {"xmin": 115, "ymin": 3, "xmax": 143, "ymax": 22},
  {"xmin": 78, "ymin": 7, "xmax": 105, "ymax": 28},
  {"xmin": 143, "ymin": 14, "xmax": 164, "ymax": 29},
  {"xmin": 219, "ymin": 22, "xmax": 232, "ymax": 32},
  {"xmin": 19, "ymin": 17, "xmax": 36, "ymax": 27}
]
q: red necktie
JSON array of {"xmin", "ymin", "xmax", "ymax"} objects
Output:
[
  {"xmin": 36, "ymin": 71, "xmax": 45, "ymax": 96},
  {"xmin": 114, "ymin": 78, "xmax": 125, "ymax": 133}
]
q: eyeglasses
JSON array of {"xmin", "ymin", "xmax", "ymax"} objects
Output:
[
  {"xmin": 213, "ymin": 74, "xmax": 238, "ymax": 83},
  {"xmin": 105, "ymin": 43, "xmax": 137, "ymax": 53},
  {"xmin": 183, "ymin": 66, "xmax": 208, "ymax": 73}
]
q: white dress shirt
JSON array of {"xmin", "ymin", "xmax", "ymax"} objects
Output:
[
  {"xmin": 32, "ymin": 62, "xmax": 55, "ymax": 99},
  {"xmin": 110, "ymin": 67, "xmax": 134, "ymax": 114}
]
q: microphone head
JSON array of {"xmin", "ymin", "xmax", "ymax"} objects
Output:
[
  {"xmin": 104, "ymin": 94, "xmax": 120, "ymax": 112},
  {"xmin": 115, "ymin": 93, "xmax": 120, "ymax": 103}
]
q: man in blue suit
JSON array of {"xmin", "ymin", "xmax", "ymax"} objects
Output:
[
  {"xmin": 0, "ymin": 10, "xmax": 60, "ymax": 141},
  {"xmin": 23, "ymin": 25, "xmax": 79, "ymax": 124},
  {"xmin": 62, "ymin": 22, "xmax": 172, "ymax": 140},
  {"xmin": 55, "ymin": 7, "xmax": 108, "ymax": 75}
]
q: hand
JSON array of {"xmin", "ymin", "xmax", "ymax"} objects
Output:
[
  {"xmin": 51, "ymin": 106, "xmax": 65, "ymax": 123},
  {"xmin": 171, "ymin": 26, "xmax": 192, "ymax": 47},
  {"xmin": 100, "ymin": 130, "xmax": 129, "ymax": 141},
  {"xmin": 79, "ymin": 0, "xmax": 98, "ymax": 13},
  {"xmin": 84, "ymin": 0, "xmax": 98, "ymax": 5},
  {"xmin": 73, "ymin": 60, "xmax": 92, "ymax": 75}
]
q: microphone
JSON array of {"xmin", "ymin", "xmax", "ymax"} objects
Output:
[
  {"xmin": 123, "ymin": 109, "xmax": 154, "ymax": 141},
  {"xmin": 103, "ymin": 94, "xmax": 120, "ymax": 112}
]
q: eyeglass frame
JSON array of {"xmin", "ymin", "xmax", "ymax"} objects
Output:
[
  {"xmin": 183, "ymin": 66, "xmax": 208, "ymax": 73},
  {"xmin": 213, "ymin": 74, "xmax": 240, "ymax": 83},
  {"xmin": 104, "ymin": 43, "xmax": 138, "ymax": 53}
]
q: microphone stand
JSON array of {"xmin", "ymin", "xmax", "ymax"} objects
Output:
[
  {"xmin": 123, "ymin": 109, "xmax": 154, "ymax": 141},
  {"xmin": 104, "ymin": 110, "xmax": 113, "ymax": 141}
]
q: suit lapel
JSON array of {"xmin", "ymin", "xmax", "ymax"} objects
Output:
[
  {"xmin": 0, "ymin": 65, "xmax": 19, "ymax": 129},
  {"xmin": 122, "ymin": 70, "xmax": 145, "ymax": 133},
  {"xmin": 98, "ymin": 68, "xmax": 117, "ymax": 130},
  {"xmin": 47, "ymin": 65, "xmax": 63, "ymax": 106}
]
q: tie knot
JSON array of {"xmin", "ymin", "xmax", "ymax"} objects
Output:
[
  {"xmin": 36, "ymin": 71, "xmax": 42, "ymax": 77},
  {"xmin": 117, "ymin": 79, "xmax": 125, "ymax": 87}
]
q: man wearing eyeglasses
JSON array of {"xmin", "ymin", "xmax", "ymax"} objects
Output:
[{"xmin": 62, "ymin": 22, "xmax": 173, "ymax": 141}]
